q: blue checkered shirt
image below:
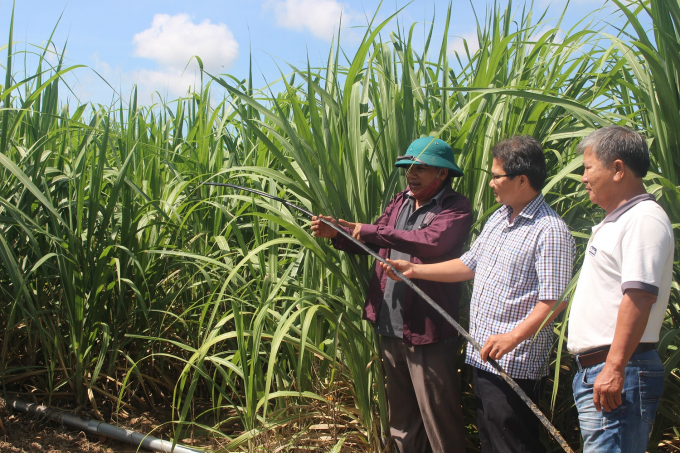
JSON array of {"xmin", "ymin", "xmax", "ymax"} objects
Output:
[{"xmin": 460, "ymin": 194, "xmax": 575, "ymax": 379}]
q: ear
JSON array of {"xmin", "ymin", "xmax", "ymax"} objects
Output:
[
  {"xmin": 612, "ymin": 159, "xmax": 625, "ymax": 182},
  {"xmin": 438, "ymin": 168, "xmax": 448, "ymax": 180},
  {"xmin": 518, "ymin": 174, "xmax": 529, "ymax": 188}
]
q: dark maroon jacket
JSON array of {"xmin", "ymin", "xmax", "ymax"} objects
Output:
[{"xmin": 332, "ymin": 185, "xmax": 473, "ymax": 345}]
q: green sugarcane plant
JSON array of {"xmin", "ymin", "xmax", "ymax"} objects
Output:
[{"xmin": 1, "ymin": 0, "xmax": 680, "ymax": 451}]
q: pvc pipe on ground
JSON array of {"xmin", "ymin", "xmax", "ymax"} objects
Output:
[{"xmin": 8, "ymin": 399, "xmax": 202, "ymax": 453}]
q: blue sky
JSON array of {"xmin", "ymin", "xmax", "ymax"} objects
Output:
[{"xmin": 1, "ymin": 0, "xmax": 624, "ymax": 106}]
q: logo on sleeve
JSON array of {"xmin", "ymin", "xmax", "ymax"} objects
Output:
[{"xmin": 588, "ymin": 246, "xmax": 597, "ymax": 257}]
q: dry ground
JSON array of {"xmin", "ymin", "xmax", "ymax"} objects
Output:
[
  {"xmin": 0, "ymin": 396, "xmax": 369, "ymax": 452},
  {"xmin": 0, "ymin": 397, "xmax": 225, "ymax": 453}
]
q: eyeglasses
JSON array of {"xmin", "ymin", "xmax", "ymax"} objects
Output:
[{"xmin": 490, "ymin": 173, "xmax": 518, "ymax": 181}]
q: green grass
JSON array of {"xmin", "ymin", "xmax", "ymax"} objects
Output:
[{"xmin": 0, "ymin": 0, "xmax": 679, "ymax": 451}]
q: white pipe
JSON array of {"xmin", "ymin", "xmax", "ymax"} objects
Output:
[{"xmin": 9, "ymin": 399, "xmax": 203, "ymax": 453}]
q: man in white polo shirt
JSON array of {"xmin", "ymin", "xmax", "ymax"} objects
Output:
[{"xmin": 569, "ymin": 126, "xmax": 673, "ymax": 452}]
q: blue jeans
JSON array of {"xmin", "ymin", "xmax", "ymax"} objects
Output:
[{"xmin": 573, "ymin": 349, "xmax": 665, "ymax": 452}]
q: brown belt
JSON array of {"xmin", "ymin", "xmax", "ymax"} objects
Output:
[{"xmin": 575, "ymin": 343, "xmax": 656, "ymax": 368}]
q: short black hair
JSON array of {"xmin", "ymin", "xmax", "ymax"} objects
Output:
[
  {"xmin": 491, "ymin": 135, "xmax": 547, "ymax": 191},
  {"xmin": 577, "ymin": 126, "xmax": 650, "ymax": 178}
]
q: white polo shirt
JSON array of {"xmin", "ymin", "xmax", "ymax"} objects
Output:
[{"xmin": 568, "ymin": 194, "xmax": 674, "ymax": 355}]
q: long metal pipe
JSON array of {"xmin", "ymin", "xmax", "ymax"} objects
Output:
[
  {"xmin": 204, "ymin": 181, "xmax": 574, "ymax": 453},
  {"xmin": 9, "ymin": 399, "xmax": 202, "ymax": 453}
]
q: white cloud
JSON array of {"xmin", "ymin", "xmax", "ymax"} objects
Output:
[
  {"xmin": 78, "ymin": 52, "xmax": 203, "ymax": 106},
  {"xmin": 133, "ymin": 13, "xmax": 239, "ymax": 73},
  {"xmin": 131, "ymin": 68, "xmax": 202, "ymax": 101},
  {"xmin": 448, "ymin": 32, "xmax": 480, "ymax": 57},
  {"xmin": 45, "ymin": 50, "xmax": 61, "ymax": 67},
  {"xmin": 90, "ymin": 51, "xmax": 112, "ymax": 77},
  {"xmin": 264, "ymin": 0, "xmax": 354, "ymax": 41},
  {"xmin": 126, "ymin": 13, "xmax": 238, "ymax": 99}
]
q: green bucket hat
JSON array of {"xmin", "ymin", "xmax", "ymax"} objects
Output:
[{"xmin": 394, "ymin": 137, "xmax": 464, "ymax": 177}]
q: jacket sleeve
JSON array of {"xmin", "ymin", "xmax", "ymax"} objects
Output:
[
  {"xmin": 359, "ymin": 195, "xmax": 473, "ymax": 258},
  {"xmin": 330, "ymin": 196, "xmax": 400, "ymax": 255}
]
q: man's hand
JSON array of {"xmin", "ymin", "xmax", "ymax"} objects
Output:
[
  {"xmin": 478, "ymin": 300, "xmax": 564, "ymax": 363},
  {"xmin": 592, "ymin": 364, "xmax": 625, "ymax": 412},
  {"xmin": 592, "ymin": 288, "xmax": 658, "ymax": 412},
  {"xmin": 311, "ymin": 215, "xmax": 339, "ymax": 239},
  {"xmin": 338, "ymin": 219, "xmax": 363, "ymax": 242},
  {"xmin": 480, "ymin": 332, "xmax": 521, "ymax": 362},
  {"xmin": 380, "ymin": 259, "xmax": 416, "ymax": 281}
]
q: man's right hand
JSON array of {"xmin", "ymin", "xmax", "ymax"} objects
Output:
[
  {"xmin": 381, "ymin": 259, "xmax": 416, "ymax": 281},
  {"xmin": 311, "ymin": 215, "xmax": 339, "ymax": 239}
]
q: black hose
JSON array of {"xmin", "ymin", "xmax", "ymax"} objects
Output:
[
  {"xmin": 8, "ymin": 399, "xmax": 201, "ymax": 453},
  {"xmin": 203, "ymin": 181, "xmax": 574, "ymax": 453}
]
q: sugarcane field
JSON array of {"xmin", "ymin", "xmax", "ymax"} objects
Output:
[{"xmin": 1, "ymin": 0, "xmax": 679, "ymax": 452}]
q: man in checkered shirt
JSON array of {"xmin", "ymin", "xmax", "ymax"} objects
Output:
[{"xmin": 384, "ymin": 135, "xmax": 575, "ymax": 452}]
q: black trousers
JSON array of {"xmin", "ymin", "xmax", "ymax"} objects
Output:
[{"xmin": 473, "ymin": 367, "xmax": 545, "ymax": 453}]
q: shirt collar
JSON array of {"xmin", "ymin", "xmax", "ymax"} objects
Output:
[
  {"xmin": 432, "ymin": 185, "xmax": 448, "ymax": 204},
  {"xmin": 502, "ymin": 193, "xmax": 544, "ymax": 222},
  {"xmin": 602, "ymin": 193, "xmax": 656, "ymax": 224}
]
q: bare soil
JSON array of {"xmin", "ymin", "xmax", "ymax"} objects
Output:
[
  {"xmin": 0, "ymin": 397, "xmax": 225, "ymax": 453},
  {"xmin": 0, "ymin": 395, "xmax": 370, "ymax": 452}
]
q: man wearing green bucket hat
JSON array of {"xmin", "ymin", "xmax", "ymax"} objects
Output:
[
  {"xmin": 383, "ymin": 135, "xmax": 576, "ymax": 452},
  {"xmin": 311, "ymin": 136, "xmax": 471, "ymax": 452}
]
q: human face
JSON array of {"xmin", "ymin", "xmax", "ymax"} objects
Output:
[
  {"xmin": 582, "ymin": 147, "xmax": 617, "ymax": 210},
  {"xmin": 406, "ymin": 164, "xmax": 445, "ymax": 193},
  {"xmin": 489, "ymin": 158, "xmax": 519, "ymax": 205}
]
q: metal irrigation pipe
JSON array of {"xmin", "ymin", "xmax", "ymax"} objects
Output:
[
  {"xmin": 8, "ymin": 399, "xmax": 202, "ymax": 453},
  {"xmin": 203, "ymin": 181, "xmax": 574, "ymax": 453}
]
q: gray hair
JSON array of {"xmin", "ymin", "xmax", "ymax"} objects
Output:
[{"xmin": 577, "ymin": 126, "xmax": 650, "ymax": 177}]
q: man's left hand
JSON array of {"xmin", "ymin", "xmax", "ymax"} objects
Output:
[
  {"xmin": 338, "ymin": 219, "xmax": 363, "ymax": 242},
  {"xmin": 480, "ymin": 332, "xmax": 520, "ymax": 362},
  {"xmin": 593, "ymin": 364, "xmax": 624, "ymax": 412}
]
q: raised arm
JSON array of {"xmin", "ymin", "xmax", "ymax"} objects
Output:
[
  {"xmin": 359, "ymin": 196, "xmax": 473, "ymax": 258},
  {"xmin": 382, "ymin": 257, "xmax": 475, "ymax": 283}
]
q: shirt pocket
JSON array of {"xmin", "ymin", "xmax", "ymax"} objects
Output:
[{"xmin": 506, "ymin": 246, "xmax": 535, "ymax": 289}]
